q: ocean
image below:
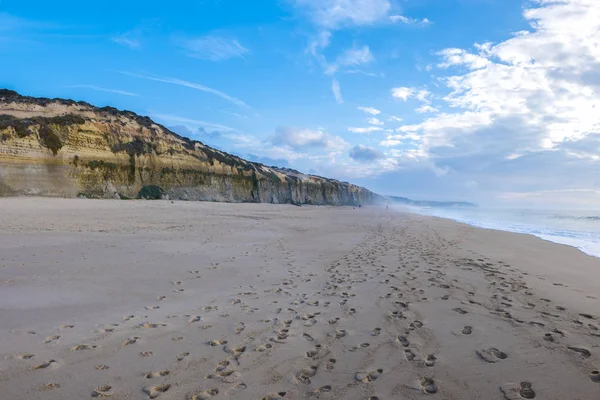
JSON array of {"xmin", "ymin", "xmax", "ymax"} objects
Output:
[{"xmin": 403, "ymin": 206, "xmax": 600, "ymax": 258}]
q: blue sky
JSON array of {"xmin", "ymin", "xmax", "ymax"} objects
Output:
[{"xmin": 2, "ymin": 0, "xmax": 600, "ymax": 207}]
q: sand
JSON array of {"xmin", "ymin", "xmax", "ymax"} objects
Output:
[{"xmin": 0, "ymin": 198, "xmax": 599, "ymax": 400}]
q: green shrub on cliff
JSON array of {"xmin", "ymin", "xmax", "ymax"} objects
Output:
[{"xmin": 138, "ymin": 185, "xmax": 164, "ymax": 200}]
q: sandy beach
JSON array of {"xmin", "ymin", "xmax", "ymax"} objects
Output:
[{"xmin": 1, "ymin": 198, "xmax": 599, "ymax": 400}]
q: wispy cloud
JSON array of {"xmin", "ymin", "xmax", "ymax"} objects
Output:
[
  {"xmin": 416, "ymin": 105, "xmax": 438, "ymax": 113},
  {"xmin": 112, "ymin": 35, "xmax": 141, "ymax": 49},
  {"xmin": 151, "ymin": 113, "xmax": 241, "ymax": 133},
  {"xmin": 118, "ymin": 71, "xmax": 250, "ymax": 109},
  {"xmin": 293, "ymin": 0, "xmax": 392, "ymax": 29},
  {"xmin": 348, "ymin": 126, "xmax": 383, "ymax": 134},
  {"xmin": 111, "ymin": 21, "xmax": 159, "ymax": 49},
  {"xmin": 177, "ymin": 35, "xmax": 249, "ymax": 61},
  {"xmin": 69, "ymin": 84, "xmax": 139, "ymax": 97},
  {"xmin": 367, "ymin": 117, "xmax": 384, "ymax": 125},
  {"xmin": 208, "ymin": 108, "xmax": 248, "ymax": 119},
  {"xmin": 357, "ymin": 106, "xmax": 381, "ymax": 115},
  {"xmin": 331, "ymin": 78, "xmax": 343, "ymax": 104},
  {"xmin": 390, "ymin": 15, "xmax": 431, "ymax": 26},
  {"xmin": 326, "ymin": 45, "xmax": 374, "ymax": 75}
]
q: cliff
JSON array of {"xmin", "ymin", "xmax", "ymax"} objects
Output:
[{"xmin": 0, "ymin": 89, "xmax": 381, "ymax": 205}]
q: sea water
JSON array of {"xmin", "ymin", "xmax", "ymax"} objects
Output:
[{"xmin": 404, "ymin": 206, "xmax": 600, "ymax": 258}]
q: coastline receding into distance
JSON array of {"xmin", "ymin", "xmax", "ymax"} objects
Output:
[{"xmin": 1, "ymin": 197, "xmax": 600, "ymax": 399}]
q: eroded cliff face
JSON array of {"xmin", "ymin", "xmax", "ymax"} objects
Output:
[{"xmin": 0, "ymin": 89, "xmax": 381, "ymax": 205}]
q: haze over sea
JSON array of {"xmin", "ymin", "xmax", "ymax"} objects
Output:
[{"xmin": 406, "ymin": 206, "xmax": 600, "ymax": 259}]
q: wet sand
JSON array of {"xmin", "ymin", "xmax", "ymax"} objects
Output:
[{"xmin": 0, "ymin": 198, "xmax": 599, "ymax": 399}]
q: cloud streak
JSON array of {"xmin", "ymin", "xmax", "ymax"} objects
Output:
[
  {"xmin": 118, "ymin": 71, "xmax": 251, "ymax": 109},
  {"xmin": 177, "ymin": 36, "xmax": 249, "ymax": 61},
  {"xmin": 68, "ymin": 84, "xmax": 139, "ymax": 97}
]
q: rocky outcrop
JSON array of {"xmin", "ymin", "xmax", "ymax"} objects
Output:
[{"xmin": 0, "ymin": 89, "xmax": 381, "ymax": 205}]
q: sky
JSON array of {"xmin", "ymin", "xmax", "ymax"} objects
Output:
[{"xmin": 1, "ymin": 0, "xmax": 600, "ymax": 207}]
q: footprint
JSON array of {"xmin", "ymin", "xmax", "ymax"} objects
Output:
[
  {"xmin": 10, "ymin": 329, "xmax": 36, "ymax": 335},
  {"xmin": 256, "ymin": 343, "xmax": 273, "ymax": 352},
  {"xmin": 95, "ymin": 365, "xmax": 109, "ymax": 370},
  {"xmin": 71, "ymin": 344, "xmax": 97, "ymax": 351},
  {"xmin": 224, "ymin": 345, "xmax": 246, "ymax": 358},
  {"xmin": 590, "ymin": 370, "xmax": 600, "ymax": 383},
  {"xmin": 295, "ymin": 365, "xmax": 318, "ymax": 384},
  {"xmin": 92, "ymin": 385, "xmax": 114, "ymax": 398},
  {"xmin": 225, "ymin": 382, "xmax": 247, "ymax": 396},
  {"xmin": 405, "ymin": 349, "xmax": 416, "ymax": 361},
  {"xmin": 145, "ymin": 305, "xmax": 160, "ymax": 310},
  {"xmin": 476, "ymin": 348, "xmax": 508, "ymax": 363},
  {"xmin": 410, "ymin": 321, "xmax": 424, "ymax": 329},
  {"xmin": 156, "ymin": 296, "xmax": 166, "ymax": 301},
  {"xmin": 32, "ymin": 359, "xmax": 57, "ymax": 370},
  {"xmin": 140, "ymin": 322, "xmax": 166, "ymax": 329},
  {"xmin": 122, "ymin": 315, "xmax": 136, "ymax": 322},
  {"xmin": 302, "ymin": 333, "xmax": 314, "ymax": 341},
  {"xmin": 325, "ymin": 358, "xmax": 336, "ymax": 370},
  {"xmin": 462, "ymin": 326, "xmax": 473, "ymax": 335},
  {"xmin": 56, "ymin": 324, "xmax": 75, "ymax": 329},
  {"xmin": 420, "ymin": 377, "xmax": 438, "ymax": 394},
  {"xmin": 262, "ymin": 392, "xmax": 287, "ymax": 400},
  {"xmin": 176, "ymin": 352, "xmax": 190, "ymax": 361},
  {"xmin": 424, "ymin": 354, "xmax": 437, "ymax": 367},
  {"xmin": 453, "ymin": 308, "xmax": 468, "ymax": 315},
  {"xmin": 191, "ymin": 388, "xmax": 219, "ymax": 400},
  {"xmin": 188, "ymin": 316, "xmax": 202, "ymax": 324},
  {"xmin": 397, "ymin": 335, "xmax": 410, "ymax": 347},
  {"xmin": 500, "ymin": 382, "xmax": 536, "ymax": 399},
  {"xmin": 567, "ymin": 346, "xmax": 591, "ymax": 358},
  {"xmin": 122, "ymin": 336, "xmax": 140, "ymax": 346},
  {"xmin": 330, "ymin": 329, "xmax": 346, "ymax": 339},
  {"xmin": 143, "ymin": 383, "xmax": 171, "ymax": 399},
  {"xmin": 43, "ymin": 335, "xmax": 60, "ymax": 344},
  {"xmin": 310, "ymin": 385, "xmax": 332, "ymax": 394},
  {"xmin": 356, "ymin": 368, "xmax": 383, "ymax": 383},
  {"xmin": 15, "ymin": 353, "xmax": 35, "ymax": 359},
  {"xmin": 140, "ymin": 351, "xmax": 154, "ymax": 357},
  {"xmin": 235, "ymin": 322, "xmax": 246, "ymax": 334},
  {"xmin": 208, "ymin": 339, "xmax": 228, "ymax": 346},
  {"xmin": 43, "ymin": 382, "xmax": 60, "ymax": 390},
  {"xmin": 144, "ymin": 370, "xmax": 171, "ymax": 379},
  {"xmin": 371, "ymin": 327, "xmax": 381, "ymax": 336}
]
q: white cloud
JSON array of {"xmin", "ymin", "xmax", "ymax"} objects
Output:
[
  {"xmin": 273, "ymin": 126, "xmax": 348, "ymax": 151},
  {"xmin": 391, "ymin": 87, "xmax": 430, "ymax": 102},
  {"xmin": 293, "ymin": 0, "xmax": 391, "ymax": 29},
  {"xmin": 118, "ymin": 71, "xmax": 250, "ymax": 109},
  {"xmin": 437, "ymin": 48, "xmax": 490, "ymax": 69},
  {"xmin": 177, "ymin": 36, "xmax": 249, "ymax": 61},
  {"xmin": 367, "ymin": 117, "xmax": 384, "ymax": 125},
  {"xmin": 357, "ymin": 106, "xmax": 381, "ymax": 115},
  {"xmin": 391, "ymin": 87, "xmax": 414, "ymax": 101},
  {"xmin": 389, "ymin": 116, "xmax": 403, "ymax": 122},
  {"xmin": 68, "ymin": 84, "xmax": 139, "ymax": 97},
  {"xmin": 331, "ymin": 78, "xmax": 343, "ymax": 104},
  {"xmin": 348, "ymin": 126, "xmax": 383, "ymax": 134},
  {"xmin": 326, "ymin": 45, "xmax": 374, "ymax": 75},
  {"xmin": 416, "ymin": 105, "xmax": 439, "ymax": 113},
  {"xmin": 390, "ymin": 15, "xmax": 431, "ymax": 26}
]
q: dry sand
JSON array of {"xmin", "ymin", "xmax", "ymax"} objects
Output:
[{"xmin": 0, "ymin": 198, "xmax": 599, "ymax": 400}]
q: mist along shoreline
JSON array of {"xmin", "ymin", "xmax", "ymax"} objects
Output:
[{"xmin": 1, "ymin": 197, "xmax": 599, "ymax": 399}]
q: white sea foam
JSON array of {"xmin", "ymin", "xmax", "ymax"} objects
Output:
[{"xmin": 404, "ymin": 206, "xmax": 600, "ymax": 258}]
